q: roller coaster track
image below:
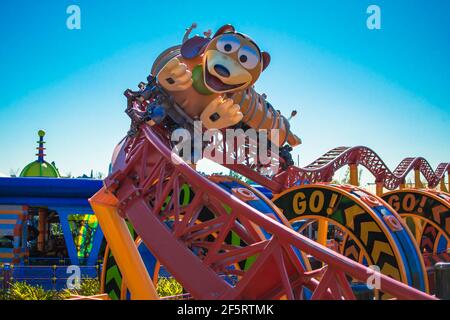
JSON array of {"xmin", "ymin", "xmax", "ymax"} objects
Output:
[
  {"xmin": 249, "ymin": 146, "xmax": 450, "ymax": 193},
  {"xmin": 91, "ymin": 80, "xmax": 445, "ymax": 300},
  {"xmin": 91, "ymin": 125, "xmax": 435, "ymax": 300}
]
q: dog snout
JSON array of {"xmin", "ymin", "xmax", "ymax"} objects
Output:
[{"xmin": 213, "ymin": 64, "xmax": 230, "ymax": 78}]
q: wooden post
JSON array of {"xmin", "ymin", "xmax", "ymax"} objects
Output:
[{"xmin": 349, "ymin": 164, "xmax": 359, "ymax": 186}]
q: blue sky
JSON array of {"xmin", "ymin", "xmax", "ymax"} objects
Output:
[{"xmin": 0, "ymin": 0, "xmax": 449, "ymax": 184}]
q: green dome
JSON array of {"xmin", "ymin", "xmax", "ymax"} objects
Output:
[
  {"xmin": 19, "ymin": 130, "xmax": 61, "ymax": 178},
  {"xmin": 20, "ymin": 160, "xmax": 60, "ymax": 178}
]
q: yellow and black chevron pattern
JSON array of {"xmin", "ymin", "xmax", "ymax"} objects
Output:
[
  {"xmin": 383, "ymin": 190, "xmax": 450, "ymax": 254},
  {"xmin": 273, "ymin": 186, "xmax": 404, "ymax": 283},
  {"xmin": 420, "ymin": 223, "xmax": 439, "ymax": 253},
  {"xmin": 101, "ymin": 222, "xmax": 137, "ymax": 300},
  {"xmin": 342, "ymin": 237, "xmax": 361, "ymax": 262}
]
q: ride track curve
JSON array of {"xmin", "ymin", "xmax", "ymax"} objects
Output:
[
  {"xmin": 274, "ymin": 146, "xmax": 450, "ymax": 190},
  {"xmin": 89, "ymin": 76, "xmax": 446, "ymax": 300},
  {"xmin": 231, "ymin": 146, "xmax": 450, "ymax": 194},
  {"xmin": 90, "ymin": 123, "xmax": 436, "ymax": 300}
]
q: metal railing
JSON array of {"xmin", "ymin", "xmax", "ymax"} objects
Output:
[
  {"xmin": 0, "ymin": 263, "xmax": 102, "ymax": 291},
  {"xmin": 24, "ymin": 257, "xmax": 102, "ymax": 266}
]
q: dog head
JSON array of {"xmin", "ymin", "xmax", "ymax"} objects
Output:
[{"xmin": 181, "ymin": 24, "xmax": 270, "ymax": 93}]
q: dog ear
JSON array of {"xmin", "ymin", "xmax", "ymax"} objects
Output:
[
  {"xmin": 261, "ymin": 52, "xmax": 271, "ymax": 71},
  {"xmin": 181, "ymin": 36, "xmax": 210, "ymax": 59},
  {"xmin": 213, "ymin": 24, "xmax": 236, "ymax": 38}
]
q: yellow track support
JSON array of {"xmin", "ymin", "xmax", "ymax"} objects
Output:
[
  {"xmin": 441, "ymin": 178, "xmax": 448, "ymax": 193},
  {"xmin": 376, "ymin": 182, "xmax": 384, "ymax": 196},
  {"xmin": 317, "ymin": 219, "xmax": 328, "ymax": 247},
  {"xmin": 349, "ymin": 164, "xmax": 359, "ymax": 187},
  {"xmin": 89, "ymin": 187, "xmax": 158, "ymax": 300},
  {"xmin": 414, "ymin": 169, "xmax": 423, "ymax": 189}
]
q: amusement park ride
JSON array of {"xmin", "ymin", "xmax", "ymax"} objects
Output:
[
  {"xmin": 88, "ymin": 23, "xmax": 449, "ymax": 300},
  {"xmin": 0, "ymin": 23, "xmax": 448, "ymax": 300},
  {"xmin": 0, "ymin": 131, "xmax": 102, "ymax": 289}
]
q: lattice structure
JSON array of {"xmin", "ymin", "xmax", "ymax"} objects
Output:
[
  {"xmin": 94, "ymin": 123, "xmax": 435, "ymax": 300},
  {"xmin": 268, "ymin": 147, "xmax": 450, "ymax": 192},
  {"xmin": 90, "ymin": 79, "xmax": 445, "ymax": 300}
]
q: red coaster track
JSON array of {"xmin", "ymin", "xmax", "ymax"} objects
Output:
[
  {"xmin": 233, "ymin": 146, "xmax": 450, "ymax": 193},
  {"xmin": 92, "ymin": 79, "xmax": 448, "ymax": 299},
  {"xmin": 99, "ymin": 124, "xmax": 435, "ymax": 299}
]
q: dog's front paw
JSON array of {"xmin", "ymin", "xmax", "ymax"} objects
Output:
[
  {"xmin": 157, "ymin": 57, "xmax": 193, "ymax": 91},
  {"xmin": 200, "ymin": 96, "xmax": 243, "ymax": 129}
]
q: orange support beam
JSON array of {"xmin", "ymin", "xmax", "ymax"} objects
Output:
[
  {"xmin": 317, "ymin": 219, "xmax": 328, "ymax": 247},
  {"xmin": 89, "ymin": 188, "xmax": 158, "ymax": 300},
  {"xmin": 349, "ymin": 164, "xmax": 359, "ymax": 186},
  {"xmin": 412, "ymin": 217, "xmax": 423, "ymax": 244},
  {"xmin": 440, "ymin": 178, "xmax": 448, "ymax": 193},
  {"xmin": 317, "ymin": 218, "xmax": 329, "ymax": 267},
  {"xmin": 414, "ymin": 169, "xmax": 423, "ymax": 189},
  {"xmin": 376, "ymin": 182, "xmax": 384, "ymax": 196}
]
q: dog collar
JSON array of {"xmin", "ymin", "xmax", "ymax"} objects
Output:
[{"xmin": 192, "ymin": 64, "xmax": 214, "ymax": 95}]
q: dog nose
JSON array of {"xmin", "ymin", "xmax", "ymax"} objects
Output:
[{"xmin": 214, "ymin": 64, "xmax": 230, "ymax": 78}]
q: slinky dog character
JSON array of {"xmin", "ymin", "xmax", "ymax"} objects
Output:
[{"xmin": 155, "ymin": 24, "xmax": 301, "ymax": 147}]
